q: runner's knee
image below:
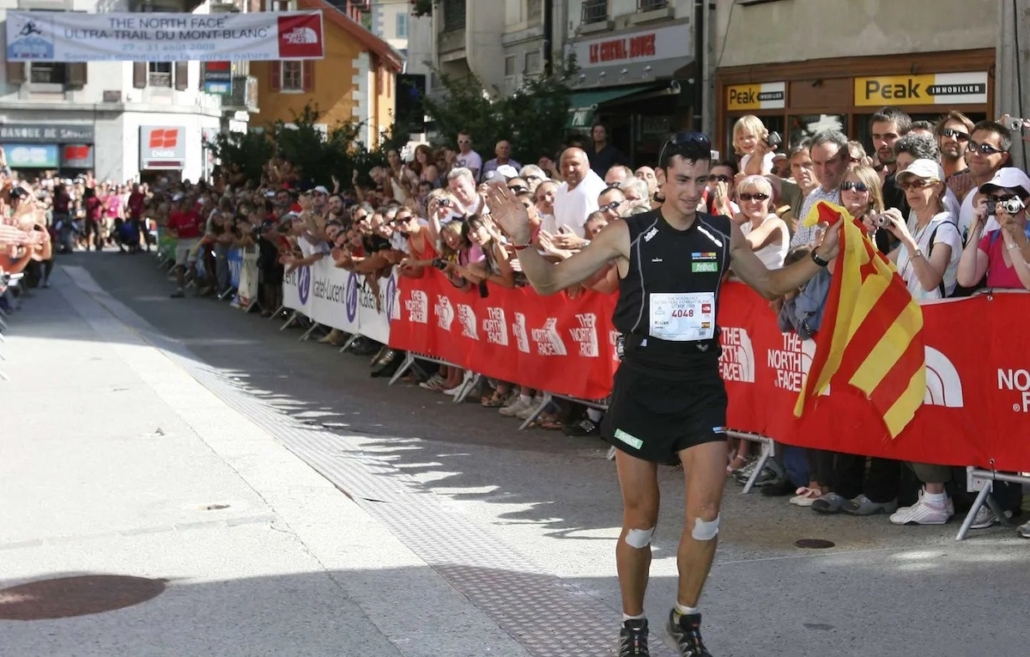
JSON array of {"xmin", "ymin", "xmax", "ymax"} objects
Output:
[
  {"xmin": 624, "ymin": 526, "xmax": 656, "ymax": 549},
  {"xmin": 688, "ymin": 512, "xmax": 720, "ymax": 541}
]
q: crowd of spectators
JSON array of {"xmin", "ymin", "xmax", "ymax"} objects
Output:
[{"xmin": 2, "ymin": 107, "xmax": 1028, "ymax": 539}]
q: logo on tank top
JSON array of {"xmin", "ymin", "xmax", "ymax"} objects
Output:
[
  {"xmin": 406, "ymin": 290, "xmax": 428, "ymax": 323},
  {"xmin": 719, "ymin": 327, "xmax": 755, "ymax": 383},
  {"xmin": 569, "ymin": 313, "xmax": 599, "ymax": 357},
  {"xmin": 643, "ymin": 227, "xmax": 658, "ymax": 242},
  {"xmin": 457, "ymin": 303, "xmax": 479, "ymax": 340},
  {"xmin": 435, "ymin": 295, "xmax": 455, "ymax": 331},
  {"xmin": 483, "ymin": 307, "xmax": 509, "ymax": 346}
]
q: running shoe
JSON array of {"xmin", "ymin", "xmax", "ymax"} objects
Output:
[
  {"xmin": 618, "ymin": 618, "xmax": 650, "ymax": 656},
  {"xmin": 665, "ymin": 610, "xmax": 712, "ymax": 656}
]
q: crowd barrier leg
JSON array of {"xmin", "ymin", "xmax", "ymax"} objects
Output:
[
  {"xmin": 218, "ymin": 287, "xmax": 236, "ymax": 301},
  {"xmin": 244, "ymin": 299, "xmax": 261, "ymax": 314},
  {"xmin": 299, "ymin": 322, "xmax": 322, "ymax": 342},
  {"xmin": 268, "ymin": 304, "xmax": 286, "ymax": 320},
  {"xmin": 338, "ymin": 334, "xmax": 360, "ymax": 353},
  {"xmin": 725, "ymin": 431, "xmax": 776, "ymax": 494},
  {"xmin": 518, "ymin": 391, "xmax": 553, "ymax": 431},
  {"xmin": 956, "ymin": 468, "xmax": 1029, "ymax": 541},
  {"xmin": 388, "ymin": 352, "xmax": 416, "ymax": 385},
  {"xmin": 279, "ymin": 311, "xmax": 298, "ymax": 331},
  {"xmin": 454, "ymin": 372, "xmax": 481, "ymax": 404}
]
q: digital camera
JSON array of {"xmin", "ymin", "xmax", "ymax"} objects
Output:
[
  {"xmin": 987, "ymin": 197, "xmax": 1025, "ymax": 215},
  {"xmin": 868, "ymin": 211, "xmax": 890, "ymax": 228},
  {"xmin": 765, "ymin": 131, "xmax": 782, "ymax": 149},
  {"xmin": 1006, "ymin": 117, "xmax": 1025, "ymax": 132}
]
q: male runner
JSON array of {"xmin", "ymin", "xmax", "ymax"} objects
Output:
[{"xmin": 486, "ymin": 133, "xmax": 841, "ymax": 656}]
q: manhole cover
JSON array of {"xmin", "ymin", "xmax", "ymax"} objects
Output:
[
  {"xmin": 795, "ymin": 538, "xmax": 836, "ymax": 549},
  {"xmin": 0, "ymin": 575, "xmax": 166, "ymax": 620}
]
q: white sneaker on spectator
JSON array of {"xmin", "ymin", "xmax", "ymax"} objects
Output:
[
  {"xmin": 889, "ymin": 492, "xmax": 952, "ymax": 525},
  {"xmin": 515, "ymin": 402, "xmax": 540, "ymax": 420},
  {"xmin": 500, "ymin": 398, "xmax": 531, "ymax": 417},
  {"xmin": 442, "ymin": 385, "xmax": 464, "ymax": 396},
  {"xmin": 1017, "ymin": 519, "xmax": 1030, "ymax": 538},
  {"xmin": 970, "ymin": 505, "xmax": 1012, "ymax": 529}
]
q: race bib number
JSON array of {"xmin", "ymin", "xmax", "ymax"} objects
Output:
[{"xmin": 649, "ymin": 292, "xmax": 715, "ymax": 342}]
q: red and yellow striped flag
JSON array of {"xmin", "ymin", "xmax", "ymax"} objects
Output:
[{"xmin": 794, "ymin": 201, "xmax": 925, "ymax": 438}]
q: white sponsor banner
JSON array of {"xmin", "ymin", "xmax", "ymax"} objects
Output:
[
  {"xmin": 5, "ymin": 10, "xmax": 325, "ymax": 63},
  {"xmin": 357, "ymin": 272, "xmax": 399, "ymax": 345},
  {"xmin": 281, "ymin": 259, "xmax": 364, "ymax": 337}
]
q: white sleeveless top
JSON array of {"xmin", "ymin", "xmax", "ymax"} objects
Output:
[{"xmin": 740, "ymin": 215, "xmax": 788, "ymax": 269}]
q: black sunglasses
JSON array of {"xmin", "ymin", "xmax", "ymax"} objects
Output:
[
  {"xmin": 508, "ymin": 185, "xmax": 528, "ymax": 194},
  {"xmin": 968, "ymin": 140, "xmax": 1005, "ymax": 155},
  {"xmin": 939, "ymin": 128, "xmax": 970, "ymax": 142},
  {"xmin": 601, "ymin": 200, "xmax": 623, "ymax": 212},
  {"xmin": 667, "ymin": 131, "xmax": 711, "ymax": 149},
  {"xmin": 738, "ymin": 193, "xmax": 769, "ymax": 202},
  {"xmin": 841, "ymin": 181, "xmax": 869, "ymax": 193}
]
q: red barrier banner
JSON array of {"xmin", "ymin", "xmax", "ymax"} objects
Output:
[
  {"xmin": 718, "ymin": 283, "xmax": 1029, "ymax": 472},
  {"xmin": 391, "ymin": 273, "xmax": 1030, "ymax": 472},
  {"xmin": 389, "ymin": 271, "xmax": 619, "ymax": 400}
]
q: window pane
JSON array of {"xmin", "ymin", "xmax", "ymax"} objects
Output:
[
  {"xmin": 282, "ymin": 61, "xmax": 303, "ymax": 90},
  {"xmin": 396, "ymin": 12, "xmax": 408, "ymax": 38},
  {"xmin": 29, "ymin": 62, "xmax": 66, "ymax": 84},
  {"xmin": 788, "ymin": 114, "xmax": 848, "ymax": 145},
  {"xmin": 525, "ymin": 51, "xmax": 540, "ymax": 73},
  {"xmin": 504, "ymin": 56, "xmax": 516, "ymax": 77}
]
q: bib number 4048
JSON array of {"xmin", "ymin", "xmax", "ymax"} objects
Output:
[{"xmin": 671, "ymin": 309, "xmax": 694, "ymax": 318}]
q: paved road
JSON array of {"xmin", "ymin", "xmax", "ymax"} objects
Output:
[{"xmin": 1, "ymin": 251, "xmax": 1026, "ymax": 657}]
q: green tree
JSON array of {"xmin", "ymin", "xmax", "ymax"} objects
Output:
[
  {"xmin": 208, "ymin": 130, "xmax": 274, "ymax": 185},
  {"xmin": 423, "ymin": 57, "xmax": 577, "ymax": 165}
]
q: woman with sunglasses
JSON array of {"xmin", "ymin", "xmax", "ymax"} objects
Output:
[
  {"xmin": 734, "ymin": 175, "xmax": 788, "ymax": 269},
  {"xmin": 880, "ymin": 159, "xmax": 962, "ymax": 300},
  {"xmin": 957, "ymin": 168, "xmax": 1030, "ymax": 291},
  {"xmin": 844, "ymin": 166, "xmax": 887, "ymax": 246}
]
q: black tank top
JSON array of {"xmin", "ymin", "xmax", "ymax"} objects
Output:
[{"xmin": 612, "ymin": 208, "xmax": 732, "ymax": 376}]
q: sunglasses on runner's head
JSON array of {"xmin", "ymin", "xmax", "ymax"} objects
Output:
[
  {"xmin": 841, "ymin": 181, "xmax": 869, "ymax": 193},
  {"xmin": 660, "ymin": 131, "xmax": 712, "ymax": 164},
  {"xmin": 939, "ymin": 128, "xmax": 970, "ymax": 142},
  {"xmin": 738, "ymin": 192, "xmax": 769, "ymax": 202},
  {"xmin": 968, "ymin": 140, "xmax": 1005, "ymax": 155}
]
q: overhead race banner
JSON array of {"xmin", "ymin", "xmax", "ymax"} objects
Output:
[{"xmin": 5, "ymin": 10, "xmax": 324, "ymax": 62}]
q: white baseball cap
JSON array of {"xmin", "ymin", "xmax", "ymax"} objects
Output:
[
  {"xmin": 896, "ymin": 159, "xmax": 944, "ymax": 183},
  {"xmin": 979, "ymin": 166, "xmax": 1030, "ymax": 199}
]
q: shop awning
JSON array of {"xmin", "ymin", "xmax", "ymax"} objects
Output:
[{"xmin": 566, "ymin": 84, "xmax": 658, "ymax": 130}]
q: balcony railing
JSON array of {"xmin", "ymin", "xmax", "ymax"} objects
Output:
[
  {"xmin": 637, "ymin": 0, "xmax": 668, "ymax": 10},
  {"xmin": 581, "ymin": 0, "xmax": 608, "ymax": 24},
  {"xmin": 225, "ymin": 75, "xmax": 259, "ymax": 113},
  {"xmin": 441, "ymin": 0, "xmax": 466, "ymax": 32}
]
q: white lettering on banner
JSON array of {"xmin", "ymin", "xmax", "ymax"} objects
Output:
[
  {"xmin": 4, "ymin": 10, "xmax": 324, "ymax": 63},
  {"xmin": 406, "ymin": 290, "xmax": 428, "ymax": 324},
  {"xmin": 569, "ymin": 313, "xmax": 599, "ymax": 357},
  {"xmin": 719, "ymin": 327, "xmax": 755, "ymax": 383},
  {"xmin": 767, "ymin": 332, "xmax": 804, "ymax": 393},
  {"xmin": 457, "ymin": 304, "xmax": 479, "ymax": 340},
  {"xmin": 530, "ymin": 318, "xmax": 568, "ymax": 356},
  {"xmin": 513, "ymin": 313, "xmax": 530, "ymax": 353},
  {"xmin": 435, "ymin": 295, "xmax": 455, "ymax": 331},
  {"xmin": 483, "ymin": 307, "xmax": 509, "ymax": 346},
  {"xmin": 609, "ymin": 330, "xmax": 620, "ymax": 362},
  {"xmin": 998, "ymin": 368, "xmax": 1030, "ymax": 412}
]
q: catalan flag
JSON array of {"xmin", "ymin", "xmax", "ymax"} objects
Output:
[{"xmin": 794, "ymin": 201, "xmax": 925, "ymax": 438}]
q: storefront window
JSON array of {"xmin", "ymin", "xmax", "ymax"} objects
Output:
[{"xmin": 788, "ymin": 114, "xmax": 847, "ymax": 145}]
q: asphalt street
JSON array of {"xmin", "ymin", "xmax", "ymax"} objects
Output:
[{"xmin": 0, "ymin": 250, "xmax": 1027, "ymax": 657}]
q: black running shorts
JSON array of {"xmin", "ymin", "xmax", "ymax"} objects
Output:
[{"xmin": 600, "ymin": 362, "xmax": 728, "ymax": 464}]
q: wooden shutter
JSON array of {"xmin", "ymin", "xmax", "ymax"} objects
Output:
[
  {"xmin": 133, "ymin": 62, "xmax": 147, "ymax": 89},
  {"xmin": 6, "ymin": 62, "xmax": 26, "ymax": 85},
  {"xmin": 174, "ymin": 61, "xmax": 189, "ymax": 90},
  {"xmin": 66, "ymin": 62, "xmax": 87, "ymax": 88},
  {"xmin": 269, "ymin": 61, "xmax": 281, "ymax": 92},
  {"xmin": 302, "ymin": 60, "xmax": 313, "ymax": 93}
]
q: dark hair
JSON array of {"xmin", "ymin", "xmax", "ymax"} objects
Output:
[
  {"xmin": 869, "ymin": 106, "xmax": 913, "ymax": 135},
  {"xmin": 658, "ymin": 132, "xmax": 712, "ymax": 170},
  {"xmin": 971, "ymin": 119, "xmax": 1014, "ymax": 153},
  {"xmin": 709, "ymin": 159, "xmax": 739, "ymax": 175},
  {"xmin": 910, "ymin": 120, "xmax": 935, "ymax": 133},
  {"xmin": 787, "ymin": 137, "xmax": 813, "ymax": 159},
  {"xmin": 935, "ymin": 110, "xmax": 975, "ymax": 136}
]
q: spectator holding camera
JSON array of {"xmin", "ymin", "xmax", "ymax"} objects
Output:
[
  {"xmin": 957, "ymin": 168, "xmax": 1030, "ymax": 291},
  {"xmin": 734, "ymin": 115, "xmax": 778, "ymax": 176},
  {"xmin": 879, "ymin": 159, "xmax": 962, "ymax": 300}
]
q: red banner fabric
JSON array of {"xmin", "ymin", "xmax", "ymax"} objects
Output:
[
  {"xmin": 388, "ymin": 271, "xmax": 620, "ymax": 400},
  {"xmin": 391, "ymin": 274, "xmax": 1030, "ymax": 472}
]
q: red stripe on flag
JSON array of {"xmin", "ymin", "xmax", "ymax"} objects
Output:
[
  {"xmin": 867, "ymin": 332, "xmax": 925, "ymax": 416},
  {"xmin": 832, "ymin": 284, "xmax": 916, "ymax": 384}
]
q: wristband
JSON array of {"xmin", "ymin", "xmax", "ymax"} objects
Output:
[
  {"xmin": 811, "ymin": 250, "xmax": 830, "ymax": 267},
  {"xmin": 513, "ymin": 243, "xmax": 532, "ymax": 251}
]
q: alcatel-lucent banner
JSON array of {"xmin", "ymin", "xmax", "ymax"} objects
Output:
[{"xmin": 5, "ymin": 10, "xmax": 325, "ymax": 62}]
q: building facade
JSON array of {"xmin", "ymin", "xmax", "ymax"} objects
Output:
[
  {"xmin": 712, "ymin": 0, "xmax": 1002, "ymax": 158},
  {"xmin": 0, "ymin": 0, "xmax": 262, "ymax": 184},
  {"xmin": 251, "ymin": 0, "xmax": 402, "ymax": 147},
  {"xmin": 368, "ymin": 0, "xmax": 408, "ymax": 56}
]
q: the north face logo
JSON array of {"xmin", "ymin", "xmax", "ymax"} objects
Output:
[
  {"xmin": 926, "ymin": 347, "xmax": 963, "ymax": 407},
  {"xmin": 719, "ymin": 327, "xmax": 755, "ymax": 383},
  {"xmin": 278, "ymin": 14, "xmax": 324, "ymax": 59}
]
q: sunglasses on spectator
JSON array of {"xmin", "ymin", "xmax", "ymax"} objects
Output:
[
  {"xmin": 508, "ymin": 185, "xmax": 528, "ymax": 193},
  {"xmin": 841, "ymin": 181, "xmax": 869, "ymax": 192},
  {"xmin": 968, "ymin": 140, "xmax": 1005, "ymax": 155},
  {"xmin": 606, "ymin": 181, "xmax": 621, "ymax": 188},
  {"xmin": 391, "ymin": 215, "xmax": 413, "ymax": 224},
  {"xmin": 457, "ymin": 139, "xmax": 471, "ymax": 145},
  {"xmin": 435, "ymin": 198, "xmax": 452, "ymax": 207},
  {"xmin": 600, "ymin": 200, "xmax": 623, "ymax": 212},
  {"xmin": 988, "ymin": 193, "xmax": 1018, "ymax": 202},
  {"xmin": 739, "ymin": 193, "xmax": 770, "ymax": 202},
  {"xmin": 525, "ymin": 174, "xmax": 542, "ymax": 182},
  {"xmin": 899, "ymin": 178, "xmax": 938, "ymax": 190},
  {"xmin": 711, "ymin": 175, "xmax": 732, "ymax": 183},
  {"xmin": 939, "ymin": 128, "xmax": 970, "ymax": 142}
]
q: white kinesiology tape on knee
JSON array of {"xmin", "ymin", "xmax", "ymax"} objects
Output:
[
  {"xmin": 691, "ymin": 515, "xmax": 720, "ymax": 541},
  {"xmin": 624, "ymin": 527, "xmax": 655, "ymax": 548}
]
